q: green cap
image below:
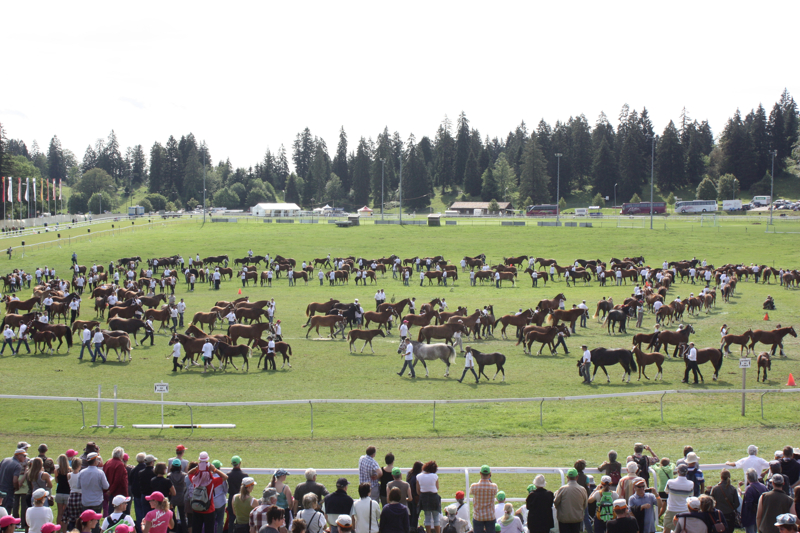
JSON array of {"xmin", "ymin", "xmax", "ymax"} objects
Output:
[
  {"xmin": 495, "ymin": 525, "xmax": 501, "ymax": 532},
  {"xmin": 392, "ymin": 467, "xmax": 401, "ymax": 476},
  {"xmin": 567, "ymin": 468, "xmax": 578, "ymax": 478},
  {"xmin": 480, "ymin": 465, "xmax": 491, "ymax": 475},
  {"xmin": 212, "ymin": 460, "xmax": 222, "ymax": 469},
  {"xmin": 231, "ymin": 455, "xmax": 242, "ymax": 465},
  {"xmin": 527, "ymin": 484, "xmax": 535, "ymax": 493},
  {"xmin": 496, "ymin": 491, "xmax": 505, "ymax": 501}
]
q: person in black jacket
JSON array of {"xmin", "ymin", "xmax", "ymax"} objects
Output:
[
  {"xmin": 226, "ymin": 456, "xmax": 247, "ymax": 533},
  {"xmin": 527, "ymin": 475, "xmax": 555, "ymax": 533},
  {"xmin": 379, "ymin": 488, "xmax": 409, "ymax": 533},
  {"xmin": 129, "ymin": 453, "xmax": 147, "ymax": 533},
  {"xmin": 138, "ymin": 454, "xmax": 157, "ymax": 525}
]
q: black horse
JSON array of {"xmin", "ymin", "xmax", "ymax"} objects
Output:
[
  {"xmin": 578, "ymin": 347, "xmax": 637, "ymax": 383},
  {"xmin": 603, "ymin": 309, "xmax": 629, "ymax": 334},
  {"xmin": 471, "ymin": 349, "xmax": 506, "ymax": 381},
  {"xmin": 108, "ymin": 318, "xmax": 148, "ymax": 345}
]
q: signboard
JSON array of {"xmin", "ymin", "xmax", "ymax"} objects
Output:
[
  {"xmin": 154, "ymin": 382, "xmax": 169, "ymax": 394},
  {"xmin": 739, "ymin": 358, "xmax": 751, "ymax": 369}
]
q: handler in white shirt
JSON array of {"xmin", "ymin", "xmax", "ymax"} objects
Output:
[
  {"xmin": 458, "ymin": 346, "xmax": 479, "ymax": 384},
  {"xmin": 682, "ymin": 342, "xmax": 699, "ymax": 384}
]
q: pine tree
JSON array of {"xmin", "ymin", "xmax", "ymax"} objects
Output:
[
  {"xmin": 401, "ymin": 136, "xmax": 431, "ymax": 210},
  {"xmin": 696, "ymin": 177, "xmax": 717, "ymax": 200},
  {"xmin": 292, "ymin": 128, "xmax": 314, "ymax": 179},
  {"xmin": 276, "ymin": 145, "xmax": 290, "ymax": 190},
  {"xmin": 370, "ymin": 130, "xmax": 396, "ymax": 208},
  {"xmin": 164, "ymin": 135, "xmax": 183, "ymax": 199},
  {"xmin": 749, "ymin": 105, "xmax": 770, "ymax": 181},
  {"xmin": 82, "ymin": 145, "xmax": 97, "ymax": 173},
  {"xmin": 306, "ymin": 143, "xmax": 331, "ymax": 205},
  {"xmin": 684, "ymin": 130, "xmax": 706, "ymax": 185},
  {"xmin": 463, "ymin": 148, "xmax": 481, "ymax": 197},
  {"xmin": 655, "ymin": 121, "xmax": 685, "ymax": 191},
  {"xmin": 284, "ymin": 174, "xmax": 300, "ymax": 204},
  {"xmin": 47, "ymin": 136, "xmax": 67, "ymax": 186},
  {"xmin": 351, "ymin": 138, "xmax": 371, "ymax": 207},
  {"xmin": 767, "ymin": 102, "xmax": 785, "ymax": 172},
  {"xmin": 569, "ymin": 114, "xmax": 593, "ymax": 189},
  {"xmin": 519, "ymin": 135, "xmax": 551, "ymax": 204},
  {"xmin": 480, "ymin": 167, "xmax": 498, "ymax": 202},
  {"xmin": 182, "ymin": 148, "xmax": 204, "ymax": 204},
  {"xmin": 131, "ymin": 145, "xmax": 148, "ymax": 188},
  {"xmin": 332, "ymin": 127, "xmax": 349, "ymax": 192},
  {"xmin": 617, "ymin": 132, "xmax": 643, "ymax": 202},
  {"xmin": 592, "ymin": 136, "xmax": 617, "ymax": 198},
  {"xmin": 719, "ymin": 110, "xmax": 758, "ymax": 189},
  {"xmin": 148, "ymin": 142, "xmax": 165, "ymax": 194},
  {"xmin": 434, "ymin": 117, "xmax": 455, "ymax": 193},
  {"xmin": 453, "ymin": 112, "xmax": 471, "ymax": 187},
  {"xmin": 492, "ymin": 153, "xmax": 517, "ymax": 202},
  {"xmin": 779, "ymin": 89, "xmax": 799, "ymax": 161},
  {"xmin": 716, "ymin": 174, "xmax": 740, "ymax": 200}
]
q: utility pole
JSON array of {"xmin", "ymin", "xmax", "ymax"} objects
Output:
[
  {"xmin": 769, "ymin": 150, "xmax": 777, "ymax": 226},
  {"xmin": 649, "ymin": 134, "xmax": 655, "ymax": 230},
  {"xmin": 555, "ymin": 153, "xmax": 562, "ymax": 224},
  {"xmin": 399, "ymin": 156, "xmax": 403, "ymax": 225},
  {"xmin": 380, "ymin": 158, "xmax": 385, "ymax": 219},
  {"xmin": 203, "ymin": 146, "xmax": 207, "ymax": 224}
]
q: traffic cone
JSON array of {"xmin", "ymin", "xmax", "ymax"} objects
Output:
[
  {"xmin": 238, "ymin": 288, "xmax": 242, "ymax": 295},
  {"xmin": 788, "ymin": 374, "xmax": 796, "ymax": 387},
  {"xmin": 764, "ymin": 313, "xmax": 769, "ymax": 320}
]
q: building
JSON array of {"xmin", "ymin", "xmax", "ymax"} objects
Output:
[
  {"xmin": 448, "ymin": 201, "xmax": 514, "ymax": 215},
  {"xmin": 251, "ymin": 203, "xmax": 301, "ymax": 217},
  {"xmin": 357, "ymin": 206, "xmax": 374, "ymax": 216}
]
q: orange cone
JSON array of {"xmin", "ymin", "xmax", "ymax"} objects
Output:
[
  {"xmin": 764, "ymin": 313, "xmax": 769, "ymax": 320},
  {"xmin": 788, "ymin": 374, "xmax": 796, "ymax": 387},
  {"xmin": 238, "ymin": 288, "xmax": 242, "ymax": 295}
]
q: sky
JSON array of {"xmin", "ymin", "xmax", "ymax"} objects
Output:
[{"xmin": 3, "ymin": 0, "xmax": 798, "ymax": 169}]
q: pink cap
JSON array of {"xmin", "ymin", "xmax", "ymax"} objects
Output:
[
  {"xmin": 80, "ymin": 510, "xmax": 103, "ymax": 522},
  {"xmin": 122, "ymin": 453, "xmax": 129, "ymax": 462},
  {"xmin": 41, "ymin": 524, "xmax": 62, "ymax": 533},
  {"xmin": 145, "ymin": 491, "xmax": 165, "ymax": 502},
  {"xmin": 66, "ymin": 449, "xmax": 78, "ymax": 458}
]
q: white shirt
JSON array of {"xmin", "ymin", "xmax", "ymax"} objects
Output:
[
  {"xmin": 172, "ymin": 343, "xmax": 181, "ymax": 358},
  {"xmin": 417, "ymin": 472, "xmax": 438, "ymax": 492},
  {"xmin": 404, "ymin": 343, "xmax": 414, "ymax": 360},
  {"xmin": 18, "ymin": 324, "xmax": 27, "ymax": 339},
  {"xmin": 275, "ymin": 325, "xmax": 281, "ymax": 335},
  {"xmin": 170, "ymin": 308, "xmax": 178, "ymax": 318},
  {"xmin": 92, "ymin": 332, "xmax": 104, "ymax": 343},
  {"xmin": 226, "ymin": 312, "xmax": 236, "ymax": 322},
  {"xmin": 653, "ymin": 301, "xmax": 663, "ymax": 311},
  {"xmin": 399, "ymin": 324, "xmax": 408, "ymax": 337},
  {"xmin": 202, "ymin": 342, "xmax": 214, "ymax": 358},
  {"xmin": 26, "ymin": 505, "xmax": 53, "ymax": 533},
  {"xmin": 267, "ymin": 340, "xmax": 275, "ymax": 352},
  {"xmin": 582, "ymin": 350, "xmax": 591, "ymax": 363},
  {"xmin": 578, "ymin": 303, "xmax": 588, "ymax": 310},
  {"xmin": 43, "ymin": 297, "xmax": 53, "ymax": 306},
  {"xmin": 177, "ymin": 302, "xmax": 186, "ymax": 313},
  {"xmin": 464, "ymin": 351, "xmax": 474, "ymax": 368},
  {"xmin": 353, "ymin": 497, "xmax": 381, "ymax": 533},
  {"xmin": 3, "ymin": 328, "xmax": 14, "ymax": 339},
  {"xmin": 82, "ymin": 329, "xmax": 92, "ymax": 342},
  {"xmin": 687, "ymin": 347, "xmax": 697, "ymax": 361},
  {"xmin": 665, "ymin": 476, "xmax": 695, "ymax": 512},
  {"xmin": 102, "ymin": 513, "xmax": 135, "ymax": 531},
  {"xmin": 733, "ymin": 455, "xmax": 770, "ymax": 479}
]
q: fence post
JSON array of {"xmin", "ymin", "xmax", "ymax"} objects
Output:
[
  {"xmin": 187, "ymin": 404, "xmax": 194, "ymax": 435},
  {"xmin": 433, "ymin": 401, "xmax": 436, "ymax": 430},
  {"xmin": 540, "ymin": 399, "xmax": 544, "ymax": 426},
  {"xmin": 761, "ymin": 391, "xmax": 769, "ymax": 419},
  {"xmin": 110, "ymin": 385, "xmax": 123, "ymax": 428},
  {"xmin": 91, "ymin": 384, "xmax": 107, "ymax": 428},
  {"xmin": 660, "ymin": 391, "xmax": 667, "ymax": 422},
  {"xmin": 310, "ymin": 401, "xmax": 314, "ymax": 438},
  {"xmin": 78, "ymin": 399, "xmax": 86, "ymax": 429}
]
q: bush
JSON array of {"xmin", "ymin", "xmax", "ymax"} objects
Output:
[
  {"xmin": 696, "ymin": 177, "xmax": 717, "ymax": 200},
  {"xmin": 187, "ymin": 198, "xmax": 198, "ymax": 209},
  {"xmin": 717, "ymin": 174, "xmax": 740, "ymax": 201},
  {"xmin": 143, "ymin": 193, "xmax": 167, "ymax": 211},
  {"xmin": 749, "ymin": 172, "xmax": 772, "ymax": 195},
  {"xmin": 630, "ymin": 193, "xmax": 642, "ymax": 203},
  {"xmin": 165, "ymin": 201, "xmax": 176, "ymax": 212},
  {"xmin": 140, "ymin": 198, "xmax": 153, "ymax": 213},
  {"xmin": 665, "ymin": 192, "xmax": 675, "ymax": 206},
  {"xmin": 591, "ymin": 193, "xmax": 605, "ymax": 208},
  {"xmin": 558, "ymin": 197, "xmax": 567, "ymax": 212},
  {"xmin": 487, "ymin": 199, "xmax": 500, "ymax": 213}
]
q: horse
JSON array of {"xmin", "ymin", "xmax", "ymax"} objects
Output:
[
  {"xmin": 537, "ymin": 294, "xmax": 566, "ymax": 311},
  {"xmin": 216, "ymin": 296, "xmax": 249, "ymax": 308},
  {"xmin": 496, "ymin": 309, "xmax": 534, "ymax": 340},
  {"xmin": 521, "ymin": 326, "xmax": 563, "ymax": 356},
  {"xmin": 31, "ymin": 330, "xmax": 56, "ymax": 354},
  {"xmin": 496, "ymin": 271, "xmax": 516, "ymax": 287},
  {"xmin": 535, "ymin": 258, "xmax": 558, "ymax": 267},
  {"xmin": 462, "ymin": 257, "xmax": 484, "ymax": 270},
  {"xmin": 592, "ymin": 298, "xmax": 615, "ymax": 320},
  {"xmin": 348, "ymin": 329, "xmax": 386, "ymax": 353},
  {"xmin": 191, "ymin": 311, "xmax": 221, "ymax": 332},
  {"xmin": 632, "ymin": 332, "xmax": 658, "ymax": 350},
  {"xmin": 6, "ymin": 297, "xmax": 40, "ymax": 314},
  {"xmin": 169, "ymin": 333, "xmax": 208, "ymax": 366},
  {"xmin": 2, "ymin": 312, "xmax": 40, "ymax": 331},
  {"xmin": 398, "ymin": 340, "xmax": 456, "ymax": 378},
  {"xmin": 313, "ymin": 257, "xmax": 333, "ymax": 269},
  {"xmin": 446, "ymin": 310, "xmax": 483, "ymax": 340},
  {"xmin": 471, "ymin": 349, "xmax": 507, "ymax": 381},
  {"xmin": 682, "ymin": 345, "xmax": 724, "ymax": 381},
  {"xmin": 503, "ymin": 255, "xmax": 527, "ymax": 267},
  {"xmin": 228, "ymin": 322, "xmax": 273, "ymax": 346},
  {"xmin": 107, "ymin": 318, "xmax": 147, "ymax": 345},
  {"xmin": 438, "ymin": 307, "xmax": 467, "ymax": 324},
  {"xmin": 757, "ymin": 352, "xmax": 771, "ymax": 382},
  {"xmin": 655, "ymin": 324, "xmax": 696, "ymax": 357},
  {"xmin": 547, "ymin": 308, "xmax": 585, "ymax": 333},
  {"xmin": 720, "ymin": 329, "xmax": 753, "ymax": 356},
  {"xmin": 29, "ymin": 321, "xmax": 73, "ymax": 352},
  {"xmin": 253, "ymin": 339, "xmax": 293, "ymax": 369},
  {"xmin": 71, "ymin": 320, "xmax": 100, "ymax": 334},
  {"xmin": 304, "ymin": 315, "xmax": 347, "ymax": 339},
  {"xmin": 139, "ymin": 294, "xmax": 166, "ymax": 309},
  {"xmin": 379, "ymin": 298, "xmax": 411, "ymax": 315},
  {"xmin": 363, "ymin": 308, "xmax": 398, "ymax": 332},
  {"xmin": 417, "ymin": 323, "xmax": 467, "ymax": 345},
  {"xmin": 212, "ymin": 341, "xmax": 251, "ymax": 371},
  {"xmin": 143, "ymin": 307, "xmax": 171, "ymax": 331},
  {"xmin": 749, "ymin": 326, "xmax": 797, "ymax": 356},
  {"xmin": 582, "ymin": 348, "xmax": 637, "ymax": 383},
  {"xmin": 234, "ymin": 307, "xmax": 266, "ymax": 324},
  {"xmin": 602, "ymin": 309, "xmax": 629, "ymax": 335},
  {"xmin": 107, "ymin": 304, "xmax": 143, "ymax": 322},
  {"xmin": 401, "ymin": 311, "xmax": 439, "ymax": 330},
  {"xmin": 102, "ymin": 332, "xmax": 132, "ymax": 362},
  {"xmin": 631, "ymin": 345, "xmax": 664, "ymax": 380}
]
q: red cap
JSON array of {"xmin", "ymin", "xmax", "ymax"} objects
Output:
[
  {"xmin": 0, "ymin": 517, "xmax": 21, "ymax": 528},
  {"xmin": 41, "ymin": 524, "xmax": 62, "ymax": 533},
  {"xmin": 455, "ymin": 491, "xmax": 465, "ymax": 499},
  {"xmin": 145, "ymin": 491, "xmax": 165, "ymax": 502},
  {"xmin": 176, "ymin": 445, "xmax": 186, "ymax": 452}
]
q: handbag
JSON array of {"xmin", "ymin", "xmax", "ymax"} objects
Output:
[
  {"xmin": 709, "ymin": 510, "xmax": 726, "ymax": 533},
  {"xmin": 717, "ymin": 486, "xmax": 741, "ymax": 528}
]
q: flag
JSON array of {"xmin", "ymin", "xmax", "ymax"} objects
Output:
[
  {"xmin": 25, "ymin": 178, "xmax": 29, "ymax": 202},
  {"xmin": 17, "ymin": 177, "xmax": 21, "ymax": 202},
  {"xmin": 7, "ymin": 177, "xmax": 12, "ymax": 203},
  {"xmin": 39, "ymin": 177, "xmax": 43, "ymax": 202},
  {"xmin": 33, "ymin": 177, "xmax": 37, "ymax": 202},
  {"xmin": 1, "ymin": 177, "xmax": 4, "ymax": 202},
  {"xmin": 52, "ymin": 180, "xmax": 55, "ymax": 200},
  {"xmin": 59, "ymin": 179, "xmax": 62, "ymax": 200}
]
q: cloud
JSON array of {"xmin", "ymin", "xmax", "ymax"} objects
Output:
[
  {"xmin": 0, "ymin": 109, "xmax": 28, "ymax": 119},
  {"xmin": 119, "ymin": 97, "xmax": 145, "ymax": 109}
]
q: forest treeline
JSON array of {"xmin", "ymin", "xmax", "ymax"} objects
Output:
[{"xmin": 0, "ymin": 89, "xmax": 797, "ymax": 215}]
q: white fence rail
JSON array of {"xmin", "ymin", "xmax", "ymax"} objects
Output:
[{"xmin": 0, "ymin": 388, "xmax": 796, "ymax": 436}]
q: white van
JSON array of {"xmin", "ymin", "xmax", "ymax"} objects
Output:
[
  {"xmin": 444, "ymin": 210, "xmax": 459, "ymax": 217},
  {"xmin": 751, "ymin": 195, "xmax": 771, "ymax": 207},
  {"xmin": 574, "ymin": 208, "xmax": 588, "ymax": 216},
  {"xmin": 722, "ymin": 200, "xmax": 742, "ymax": 211}
]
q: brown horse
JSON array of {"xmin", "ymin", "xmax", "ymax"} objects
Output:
[
  {"xmin": 291, "ymin": 271, "xmax": 309, "ymax": 284},
  {"xmin": 438, "ymin": 307, "xmax": 467, "ymax": 324},
  {"xmin": 522, "ymin": 326, "xmax": 562, "ymax": 356},
  {"xmin": 2, "ymin": 312, "xmax": 40, "ymax": 331},
  {"xmin": 720, "ymin": 329, "xmax": 753, "ymax": 356},
  {"xmin": 592, "ymin": 298, "xmax": 615, "ymax": 320},
  {"xmin": 537, "ymin": 294, "xmax": 566, "ymax": 311},
  {"xmin": 253, "ymin": 339, "xmax": 293, "ymax": 369},
  {"xmin": 191, "ymin": 311, "xmax": 221, "ymax": 332},
  {"xmin": 749, "ymin": 326, "xmax": 797, "ymax": 356},
  {"xmin": 496, "ymin": 309, "xmax": 534, "ymax": 340},
  {"xmin": 304, "ymin": 315, "xmax": 347, "ymax": 339},
  {"xmin": 212, "ymin": 341, "xmax": 252, "ymax": 371},
  {"xmin": 401, "ymin": 311, "xmax": 439, "ymax": 330},
  {"xmin": 29, "ymin": 321, "xmax": 73, "ymax": 351},
  {"xmin": 139, "ymin": 294, "xmax": 167, "ymax": 309},
  {"xmin": 379, "ymin": 298, "xmax": 411, "ymax": 315},
  {"xmin": 496, "ymin": 271, "xmax": 516, "ymax": 287},
  {"xmin": 144, "ymin": 307, "xmax": 172, "ymax": 331},
  {"xmin": 535, "ymin": 258, "xmax": 558, "ymax": 267},
  {"xmin": 363, "ymin": 308, "xmax": 398, "ymax": 332},
  {"xmin": 229, "ymin": 322, "xmax": 274, "ymax": 346},
  {"xmin": 107, "ymin": 304, "xmax": 143, "ymax": 322},
  {"xmin": 216, "ymin": 296, "xmax": 249, "ymax": 308},
  {"xmin": 655, "ymin": 324, "xmax": 695, "ymax": 357},
  {"xmin": 348, "ymin": 329, "xmax": 386, "ymax": 353},
  {"xmin": 631, "ymin": 345, "xmax": 664, "ymax": 380},
  {"xmin": 682, "ymin": 345, "xmax": 724, "ymax": 381},
  {"xmin": 632, "ymin": 332, "xmax": 658, "ymax": 350},
  {"xmin": 446, "ymin": 310, "xmax": 483, "ymax": 340},
  {"xmin": 517, "ymin": 324, "xmax": 569, "ymax": 350},
  {"xmin": 234, "ymin": 307, "xmax": 266, "ymax": 324},
  {"xmin": 757, "ymin": 352, "xmax": 771, "ymax": 382},
  {"xmin": 103, "ymin": 332, "xmax": 132, "ymax": 362},
  {"xmin": 32, "ymin": 330, "xmax": 56, "ymax": 354},
  {"xmin": 170, "ymin": 334, "xmax": 207, "ymax": 366},
  {"xmin": 71, "ymin": 320, "xmax": 100, "ymax": 334},
  {"xmin": 547, "ymin": 308, "xmax": 585, "ymax": 332},
  {"xmin": 6, "ymin": 297, "xmax": 40, "ymax": 314},
  {"xmin": 417, "ymin": 323, "xmax": 467, "ymax": 345},
  {"xmin": 305, "ymin": 299, "xmax": 341, "ymax": 322},
  {"xmin": 504, "ymin": 256, "xmax": 528, "ymax": 267}
]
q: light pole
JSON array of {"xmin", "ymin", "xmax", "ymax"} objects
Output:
[
  {"xmin": 202, "ymin": 148, "xmax": 206, "ymax": 223},
  {"xmin": 555, "ymin": 153, "xmax": 562, "ymax": 224},
  {"xmin": 614, "ymin": 183, "xmax": 617, "ymax": 209},
  {"xmin": 732, "ymin": 178, "xmax": 738, "ymax": 200},
  {"xmin": 769, "ymin": 150, "xmax": 777, "ymax": 226},
  {"xmin": 648, "ymin": 134, "xmax": 656, "ymax": 229},
  {"xmin": 380, "ymin": 158, "xmax": 385, "ymax": 219}
]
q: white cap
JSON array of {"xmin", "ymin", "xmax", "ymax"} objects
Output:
[{"xmin": 112, "ymin": 495, "xmax": 131, "ymax": 506}]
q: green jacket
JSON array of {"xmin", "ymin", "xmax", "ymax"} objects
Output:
[{"xmin": 652, "ymin": 463, "xmax": 674, "ymax": 493}]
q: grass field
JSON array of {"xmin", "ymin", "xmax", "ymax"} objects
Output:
[{"xmin": 0, "ymin": 220, "xmax": 799, "ymax": 497}]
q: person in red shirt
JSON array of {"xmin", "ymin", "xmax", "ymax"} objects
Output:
[
  {"xmin": 188, "ymin": 453, "xmax": 228, "ymax": 533},
  {"xmin": 104, "ymin": 448, "xmax": 129, "ymax": 517}
]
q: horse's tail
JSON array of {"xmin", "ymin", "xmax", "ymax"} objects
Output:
[
  {"xmin": 546, "ymin": 313, "xmax": 554, "ymax": 325},
  {"xmin": 447, "ymin": 345, "xmax": 457, "ymax": 365},
  {"xmin": 287, "ymin": 344, "xmax": 292, "ymax": 355},
  {"xmin": 714, "ymin": 351, "xmax": 724, "ymax": 374},
  {"xmin": 629, "ymin": 352, "xmax": 637, "ymax": 371},
  {"xmin": 347, "ymin": 330, "xmax": 354, "ymax": 341},
  {"xmin": 65, "ymin": 329, "xmax": 73, "ymax": 348},
  {"xmin": 125, "ymin": 337, "xmax": 132, "ymax": 352},
  {"xmin": 602, "ymin": 314, "xmax": 610, "ymax": 327},
  {"xmin": 417, "ymin": 330, "xmax": 424, "ymax": 342},
  {"xmin": 592, "ymin": 304, "xmax": 599, "ymax": 319}
]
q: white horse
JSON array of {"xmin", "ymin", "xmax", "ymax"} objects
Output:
[{"xmin": 398, "ymin": 340, "xmax": 456, "ymax": 377}]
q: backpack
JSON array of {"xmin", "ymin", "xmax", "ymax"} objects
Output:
[
  {"xmin": 609, "ymin": 470, "xmax": 621, "ymax": 486},
  {"xmin": 102, "ymin": 513, "xmax": 129, "ymax": 533},
  {"xmin": 596, "ymin": 491, "xmax": 614, "ymax": 522},
  {"xmin": 442, "ymin": 517, "xmax": 458, "ymax": 533},
  {"xmin": 191, "ymin": 484, "xmax": 211, "ymax": 512},
  {"xmin": 634, "ymin": 455, "xmax": 650, "ymax": 482}
]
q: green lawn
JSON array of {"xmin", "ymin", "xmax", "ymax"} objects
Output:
[{"xmin": 1, "ymin": 221, "xmax": 799, "ymax": 495}]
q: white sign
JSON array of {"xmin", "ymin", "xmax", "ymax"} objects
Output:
[
  {"xmin": 154, "ymin": 383, "xmax": 169, "ymax": 393},
  {"xmin": 739, "ymin": 358, "xmax": 751, "ymax": 369}
]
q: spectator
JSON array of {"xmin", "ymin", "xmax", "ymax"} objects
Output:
[
  {"xmin": 76, "ymin": 510, "xmax": 103, "ymax": 533},
  {"xmin": 130, "ymin": 454, "xmax": 146, "ymax": 533},
  {"xmin": 589, "ymin": 476, "xmax": 617, "ymax": 533},
  {"xmin": 250, "ymin": 488, "xmax": 279, "ymax": 533},
  {"xmin": 295, "ymin": 494, "xmax": 326, "ymax": 533},
  {"xmin": 617, "ymin": 463, "xmax": 639, "ymax": 502},
  {"xmin": 526, "ymin": 475, "xmax": 554, "ymax": 533},
  {"xmin": 628, "ymin": 478, "xmax": 659, "ymax": 533},
  {"xmin": 168, "ymin": 460, "xmax": 187, "ymax": 533},
  {"xmin": 76, "ymin": 452, "xmax": 109, "ymax": 518},
  {"xmin": 675, "ymin": 447, "xmax": 694, "ymax": 470},
  {"xmin": 64, "ymin": 458, "xmax": 83, "ymax": 530},
  {"xmin": 27, "ymin": 457, "xmax": 53, "ymax": 509},
  {"xmin": 139, "ymin": 455, "xmax": 157, "ymax": 513},
  {"xmin": 150, "ymin": 463, "xmax": 175, "ymax": 504},
  {"xmin": 793, "ymin": 487, "xmax": 800, "ymax": 518},
  {"xmin": 775, "ymin": 514, "xmax": 798, "ymax": 533},
  {"xmin": 599, "ymin": 452, "xmax": 622, "ymax": 489},
  {"xmin": 0, "ymin": 516, "xmax": 20, "ymax": 533},
  {"xmin": 780, "ymin": 447, "xmax": 800, "ymax": 487},
  {"xmin": 143, "ymin": 491, "xmax": 174, "ymax": 533},
  {"xmin": 651, "ymin": 458, "xmax": 673, "ymax": 520},
  {"xmin": 407, "ymin": 463, "xmax": 423, "ymax": 532},
  {"xmin": 766, "ymin": 462, "xmax": 792, "ymax": 496},
  {"xmin": 101, "ymin": 495, "xmax": 135, "ymax": 531},
  {"xmin": 698, "ymin": 495, "xmax": 726, "ymax": 533},
  {"xmin": 453, "ymin": 492, "xmax": 470, "ymax": 529},
  {"xmin": 469, "ymin": 466, "xmax": 498, "ymax": 533},
  {"xmin": 662, "ymin": 465, "xmax": 693, "ymax": 533},
  {"xmin": 168, "ymin": 447, "xmax": 189, "ymax": 474},
  {"xmin": 322, "ymin": 480, "xmax": 355, "ymax": 533},
  {"xmin": 742, "ymin": 469, "xmax": 767, "ymax": 533},
  {"xmin": 358, "ymin": 449, "xmax": 381, "ymax": 502},
  {"xmin": 417, "ymin": 462, "xmax": 441, "ymax": 533},
  {"xmin": 53, "ymin": 454, "xmax": 71, "ymax": 528},
  {"xmin": 683, "ymin": 454, "xmax": 703, "ymax": 497},
  {"xmin": 726, "ymin": 446, "xmax": 771, "ymax": 484},
  {"xmin": 231, "ymin": 478, "xmax": 258, "ymax": 533},
  {"xmin": 494, "ymin": 492, "xmax": 506, "ymax": 520},
  {"xmin": 336, "ymin": 516, "xmax": 354, "ymax": 533},
  {"xmin": 269, "ymin": 469, "xmax": 293, "ymax": 524},
  {"xmin": 293, "ymin": 470, "xmax": 328, "ymax": 515},
  {"xmin": 386, "ymin": 469, "xmax": 410, "ymax": 509},
  {"xmin": 605, "ymin": 500, "xmax": 637, "ymax": 533},
  {"xmin": 498, "ymin": 503, "xmax": 522, "ymax": 533},
  {"xmin": 631, "ymin": 445, "xmax": 658, "ymax": 488},
  {"xmin": 212, "ymin": 461, "xmax": 230, "ymax": 533},
  {"xmin": 104, "ymin": 448, "xmax": 129, "ymax": 516},
  {"xmin": 441, "ymin": 504, "xmax": 468, "ymax": 533},
  {"xmin": 187, "ymin": 453, "xmax": 227, "ymax": 533},
  {"xmin": 380, "ymin": 455, "xmax": 396, "ymax": 507},
  {"xmin": 0, "ymin": 448, "xmax": 27, "ymax": 514},
  {"xmin": 554, "ymin": 468, "xmax": 588, "ymax": 533},
  {"xmin": 26, "ymin": 488, "xmax": 54, "ymax": 533},
  {"xmin": 758, "ymin": 476, "xmax": 794, "ymax": 533},
  {"xmin": 710, "ymin": 470, "xmax": 740, "ymax": 533},
  {"xmin": 353, "ymin": 483, "xmax": 380, "ymax": 533},
  {"xmin": 292, "ymin": 518, "xmax": 306, "ymax": 533}
]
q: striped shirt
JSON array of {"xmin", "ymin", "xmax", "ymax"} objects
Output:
[
  {"xmin": 358, "ymin": 455, "xmax": 380, "ymax": 489},
  {"xmin": 469, "ymin": 478, "xmax": 498, "ymax": 521}
]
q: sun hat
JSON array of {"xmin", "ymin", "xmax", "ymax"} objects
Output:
[
  {"xmin": 446, "ymin": 504, "xmax": 459, "ymax": 515},
  {"xmin": 32, "ymin": 488, "xmax": 49, "ymax": 501},
  {"xmin": 112, "ymin": 495, "xmax": 131, "ymax": 507},
  {"xmin": 534, "ymin": 474, "xmax": 546, "ymax": 488},
  {"xmin": 274, "ymin": 468, "xmax": 289, "ymax": 477},
  {"xmin": 336, "ymin": 515, "xmax": 353, "ymax": 530},
  {"xmin": 80, "ymin": 510, "xmax": 103, "ymax": 522},
  {"xmin": 171, "ymin": 459, "xmax": 181, "ymax": 467},
  {"xmin": 455, "ymin": 491, "xmax": 465, "ymax": 500},
  {"xmin": 601, "ymin": 475, "xmax": 612, "ymax": 485},
  {"xmin": 775, "ymin": 514, "xmax": 798, "ymax": 527},
  {"xmin": 66, "ymin": 449, "xmax": 78, "ymax": 458},
  {"xmin": 231, "ymin": 456, "xmax": 242, "ymax": 465},
  {"xmin": 41, "ymin": 524, "xmax": 61, "ymax": 533},
  {"xmin": 392, "ymin": 467, "xmax": 401, "ymax": 476},
  {"xmin": 242, "ymin": 477, "xmax": 256, "ymax": 487},
  {"xmin": 633, "ymin": 477, "xmax": 646, "ymax": 487},
  {"xmin": 613, "ymin": 499, "xmax": 628, "ymax": 510},
  {"xmin": 480, "ymin": 465, "xmax": 491, "ymax": 475},
  {"xmin": 145, "ymin": 492, "xmax": 165, "ymax": 502},
  {"xmin": 211, "ymin": 460, "xmax": 222, "ymax": 469},
  {"xmin": 0, "ymin": 517, "xmax": 21, "ymax": 528},
  {"xmin": 686, "ymin": 452, "xmax": 700, "ymax": 464},
  {"xmin": 199, "ymin": 452, "xmax": 209, "ymax": 461},
  {"xmin": 86, "ymin": 452, "xmax": 99, "ymax": 461},
  {"xmin": 686, "ymin": 497, "xmax": 701, "ymax": 510},
  {"xmin": 775, "ymin": 451, "xmax": 784, "ymax": 458}
]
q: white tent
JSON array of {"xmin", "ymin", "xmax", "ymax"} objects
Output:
[
  {"xmin": 251, "ymin": 203, "xmax": 301, "ymax": 217},
  {"xmin": 357, "ymin": 206, "xmax": 373, "ymax": 216}
]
